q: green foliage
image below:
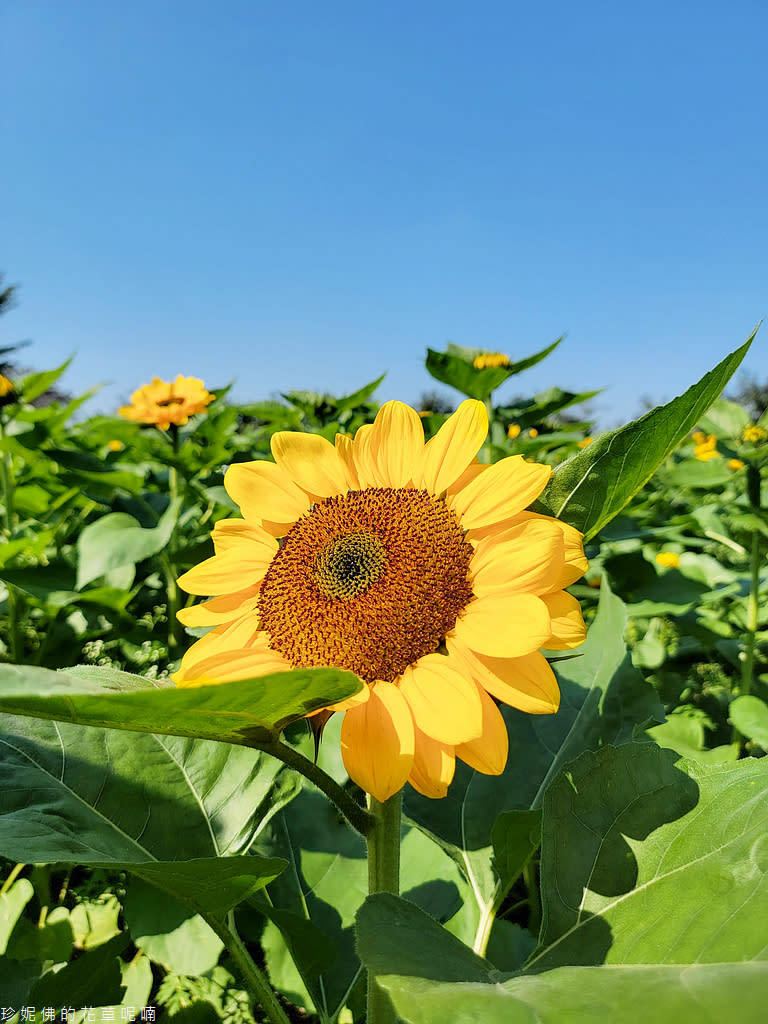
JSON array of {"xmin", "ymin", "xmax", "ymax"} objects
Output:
[{"xmin": 1, "ymin": 336, "xmax": 767, "ymax": 1020}]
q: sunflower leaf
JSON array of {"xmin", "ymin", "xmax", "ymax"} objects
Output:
[
  {"xmin": 528, "ymin": 743, "xmax": 768, "ymax": 971},
  {"xmin": 0, "ymin": 661, "xmax": 362, "ymax": 744},
  {"xmin": 375, "ymin": 964, "xmax": 768, "ymax": 1024},
  {"xmin": 531, "ymin": 329, "xmax": 757, "ymax": 540},
  {"xmin": 425, "ymin": 338, "xmax": 563, "ymax": 400}
]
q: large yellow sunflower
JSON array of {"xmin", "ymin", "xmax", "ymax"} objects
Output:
[
  {"xmin": 119, "ymin": 375, "xmax": 214, "ymax": 430},
  {"xmin": 174, "ymin": 400, "xmax": 587, "ymax": 801}
]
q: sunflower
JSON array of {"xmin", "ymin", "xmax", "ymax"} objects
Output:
[
  {"xmin": 119, "ymin": 375, "xmax": 214, "ymax": 430},
  {"xmin": 174, "ymin": 400, "xmax": 587, "ymax": 801}
]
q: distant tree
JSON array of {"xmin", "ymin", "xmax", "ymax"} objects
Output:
[
  {"xmin": 0, "ymin": 273, "xmax": 70, "ymax": 405},
  {"xmin": 727, "ymin": 371, "xmax": 768, "ymax": 421},
  {"xmin": 415, "ymin": 389, "xmax": 456, "ymax": 414}
]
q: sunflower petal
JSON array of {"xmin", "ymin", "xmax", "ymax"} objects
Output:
[
  {"xmin": 420, "ymin": 400, "xmax": 488, "ymax": 494},
  {"xmin": 177, "ymin": 585, "xmax": 261, "ymax": 627},
  {"xmin": 398, "ymin": 653, "xmax": 483, "ymax": 744},
  {"xmin": 271, "ymin": 431, "xmax": 350, "ymax": 497},
  {"xmin": 471, "ymin": 521, "xmax": 564, "ymax": 596},
  {"xmin": 366, "ymin": 401, "xmax": 425, "ymax": 487},
  {"xmin": 340, "ymin": 681, "xmax": 415, "ymax": 801},
  {"xmin": 177, "ymin": 549, "xmax": 272, "ymax": 596},
  {"xmin": 455, "ymin": 685, "xmax": 508, "ymax": 775},
  {"xmin": 335, "ymin": 433, "xmax": 360, "ymax": 488},
  {"xmin": 212, "ymin": 518, "xmax": 278, "ymax": 556},
  {"xmin": 225, "ymin": 460, "xmax": 311, "ymax": 524},
  {"xmin": 408, "ymin": 727, "xmax": 455, "ymax": 799},
  {"xmin": 450, "ymin": 456, "xmax": 552, "ymax": 529},
  {"xmin": 542, "ymin": 591, "xmax": 587, "ymax": 650},
  {"xmin": 453, "ymin": 593, "xmax": 551, "ymax": 657},
  {"xmin": 447, "ymin": 638, "xmax": 560, "ymax": 714}
]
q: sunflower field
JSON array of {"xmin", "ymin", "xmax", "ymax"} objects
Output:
[{"xmin": 0, "ymin": 331, "xmax": 766, "ymax": 1024}]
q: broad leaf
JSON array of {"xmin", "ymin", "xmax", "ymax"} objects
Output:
[
  {"xmin": 425, "ymin": 339, "xmax": 562, "ymax": 400},
  {"xmin": 530, "ymin": 743, "xmax": 768, "ymax": 970},
  {"xmin": 76, "ymin": 499, "xmax": 181, "ymax": 588},
  {"xmin": 730, "ymin": 695, "xmax": 768, "ymax": 749},
  {"xmin": 376, "ymin": 963, "xmax": 768, "ymax": 1024},
  {"xmin": 0, "ymin": 661, "xmax": 362, "ymax": 745},
  {"xmin": 697, "ymin": 396, "xmax": 751, "ymax": 439},
  {"xmin": 0, "ymin": 714, "xmax": 290, "ymax": 910},
  {"xmin": 531, "ymin": 331, "xmax": 756, "ymax": 539}
]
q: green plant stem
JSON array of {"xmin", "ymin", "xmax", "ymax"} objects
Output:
[
  {"xmin": 524, "ymin": 860, "xmax": 541, "ymax": 939},
  {"xmin": 741, "ymin": 529, "xmax": 761, "ymax": 699},
  {"xmin": 480, "ymin": 398, "xmax": 494, "ymax": 464},
  {"xmin": 266, "ymin": 739, "xmax": 374, "ymax": 836},
  {"xmin": 0, "ymin": 410, "xmax": 22, "ymax": 661},
  {"xmin": 0, "ymin": 862, "xmax": 25, "ymax": 894},
  {"xmin": 205, "ymin": 910, "xmax": 291, "ymax": 1024},
  {"xmin": 366, "ymin": 792, "xmax": 402, "ymax": 1024},
  {"xmin": 165, "ymin": 426, "xmax": 184, "ymax": 653}
]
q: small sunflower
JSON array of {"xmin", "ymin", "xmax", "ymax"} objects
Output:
[
  {"xmin": 119, "ymin": 375, "xmax": 214, "ymax": 430},
  {"xmin": 473, "ymin": 352, "xmax": 510, "ymax": 370},
  {"xmin": 174, "ymin": 400, "xmax": 587, "ymax": 801}
]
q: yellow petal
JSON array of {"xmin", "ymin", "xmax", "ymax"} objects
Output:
[
  {"xmin": 514, "ymin": 513, "xmax": 588, "ymax": 590},
  {"xmin": 471, "ymin": 521, "xmax": 565, "ymax": 596},
  {"xmin": 177, "ymin": 585, "xmax": 261, "ymax": 627},
  {"xmin": 542, "ymin": 591, "xmax": 587, "ymax": 650},
  {"xmin": 398, "ymin": 653, "xmax": 483, "ymax": 744},
  {"xmin": 212, "ymin": 518, "xmax": 278, "ymax": 556},
  {"xmin": 365, "ymin": 401, "xmax": 425, "ymax": 488},
  {"xmin": 340, "ymin": 681, "xmax": 415, "ymax": 801},
  {"xmin": 224, "ymin": 460, "xmax": 311, "ymax": 524},
  {"xmin": 447, "ymin": 637, "xmax": 560, "ymax": 714},
  {"xmin": 177, "ymin": 549, "xmax": 270, "ymax": 596},
  {"xmin": 174, "ymin": 644, "xmax": 291, "ymax": 686},
  {"xmin": 351, "ymin": 423, "xmax": 377, "ymax": 488},
  {"xmin": 455, "ymin": 685, "xmax": 508, "ymax": 775},
  {"xmin": 453, "ymin": 593, "xmax": 551, "ymax": 657},
  {"xmin": 270, "ymin": 431, "xmax": 350, "ymax": 498},
  {"xmin": 174, "ymin": 614, "xmax": 267, "ymax": 684},
  {"xmin": 335, "ymin": 433, "xmax": 360, "ymax": 488},
  {"xmin": 419, "ymin": 400, "xmax": 488, "ymax": 494},
  {"xmin": 449, "ymin": 456, "xmax": 552, "ymax": 529},
  {"xmin": 408, "ymin": 726, "xmax": 455, "ymax": 798}
]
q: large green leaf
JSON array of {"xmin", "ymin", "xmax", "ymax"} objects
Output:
[
  {"xmin": 75, "ymin": 498, "xmax": 182, "ymax": 588},
  {"xmin": 531, "ymin": 331, "xmax": 756, "ymax": 539},
  {"xmin": 730, "ymin": 695, "xmax": 768, "ymax": 749},
  {"xmin": 0, "ymin": 661, "xmax": 362, "ymax": 745},
  {"xmin": 18, "ymin": 356, "xmax": 74, "ymax": 403},
  {"xmin": 375, "ymin": 964, "xmax": 768, "ymax": 1024},
  {"xmin": 0, "ymin": 714, "xmax": 290, "ymax": 907},
  {"xmin": 530, "ymin": 743, "xmax": 768, "ymax": 970},
  {"xmin": 425, "ymin": 339, "xmax": 562, "ymax": 400}
]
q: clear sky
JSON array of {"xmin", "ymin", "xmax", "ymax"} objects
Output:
[{"xmin": 2, "ymin": 0, "xmax": 765, "ymax": 427}]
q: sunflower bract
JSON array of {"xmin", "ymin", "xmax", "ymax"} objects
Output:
[{"xmin": 174, "ymin": 400, "xmax": 588, "ymax": 801}]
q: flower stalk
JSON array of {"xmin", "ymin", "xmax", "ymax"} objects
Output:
[{"xmin": 365, "ymin": 792, "xmax": 402, "ymax": 1024}]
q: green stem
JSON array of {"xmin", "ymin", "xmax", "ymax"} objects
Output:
[
  {"xmin": 366, "ymin": 792, "xmax": 402, "ymax": 1024},
  {"xmin": 165, "ymin": 427, "xmax": 184, "ymax": 653},
  {"xmin": 524, "ymin": 860, "xmax": 541, "ymax": 939},
  {"xmin": 205, "ymin": 910, "xmax": 291, "ymax": 1024},
  {"xmin": 741, "ymin": 529, "xmax": 761, "ymax": 700},
  {"xmin": 479, "ymin": 398, "xmax": 494, "ymax": 464},
  {"xmin": 0, "ymin": 862, "xmax": 25, "ymax": 894},
  {"xmin": 0, "ymin": 411, "xmax": 22, "ymax": 661},
  {"xmin": 266, "ymin": 740, "xmax": 374, "ymax": 837}
]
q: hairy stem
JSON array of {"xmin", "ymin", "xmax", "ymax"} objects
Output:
[
  {"xmin": 265, "ymin": 739, "xmax": 373, "ymax": 837},
  {"xmin": 366, "ymin": 792, "xmax": 402, "ymax": 1024},
  {"xmin": 205, "ymin": 910, "xmax": 291, "ymax": 1024}
]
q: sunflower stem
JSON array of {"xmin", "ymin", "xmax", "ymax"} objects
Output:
[
  {"xmin": 365, "ymin": 792, "xmax": 402, "ymax": 1024},
  {"xmin": 204, "ymin": 909, "xmax": 291, "ymax": 1024},
  {"xmin": 165, "ymin": 424, "xmax": 184, "ymax": 653},
  {"xmin": 266, "ymin": 740, "xmax": 374, "ymax": 836}
]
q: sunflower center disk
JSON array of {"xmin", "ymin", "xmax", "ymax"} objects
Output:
[
  {"xmin": 257, "ymin": 488, "xmax": 474, "ymax": 684},
  {"xmin": 313, "ymin": 532, "xmax": 386, "ymax": 599}
]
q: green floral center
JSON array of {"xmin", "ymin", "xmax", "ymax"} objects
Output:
[{"xmin": 313, "ymin": 532, "xmax": 386, "ymax": 599}]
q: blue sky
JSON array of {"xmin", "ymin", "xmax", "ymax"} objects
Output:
[{"xmin": 2, "ymin": 0, "xmax": 765, "ymax": 427}]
